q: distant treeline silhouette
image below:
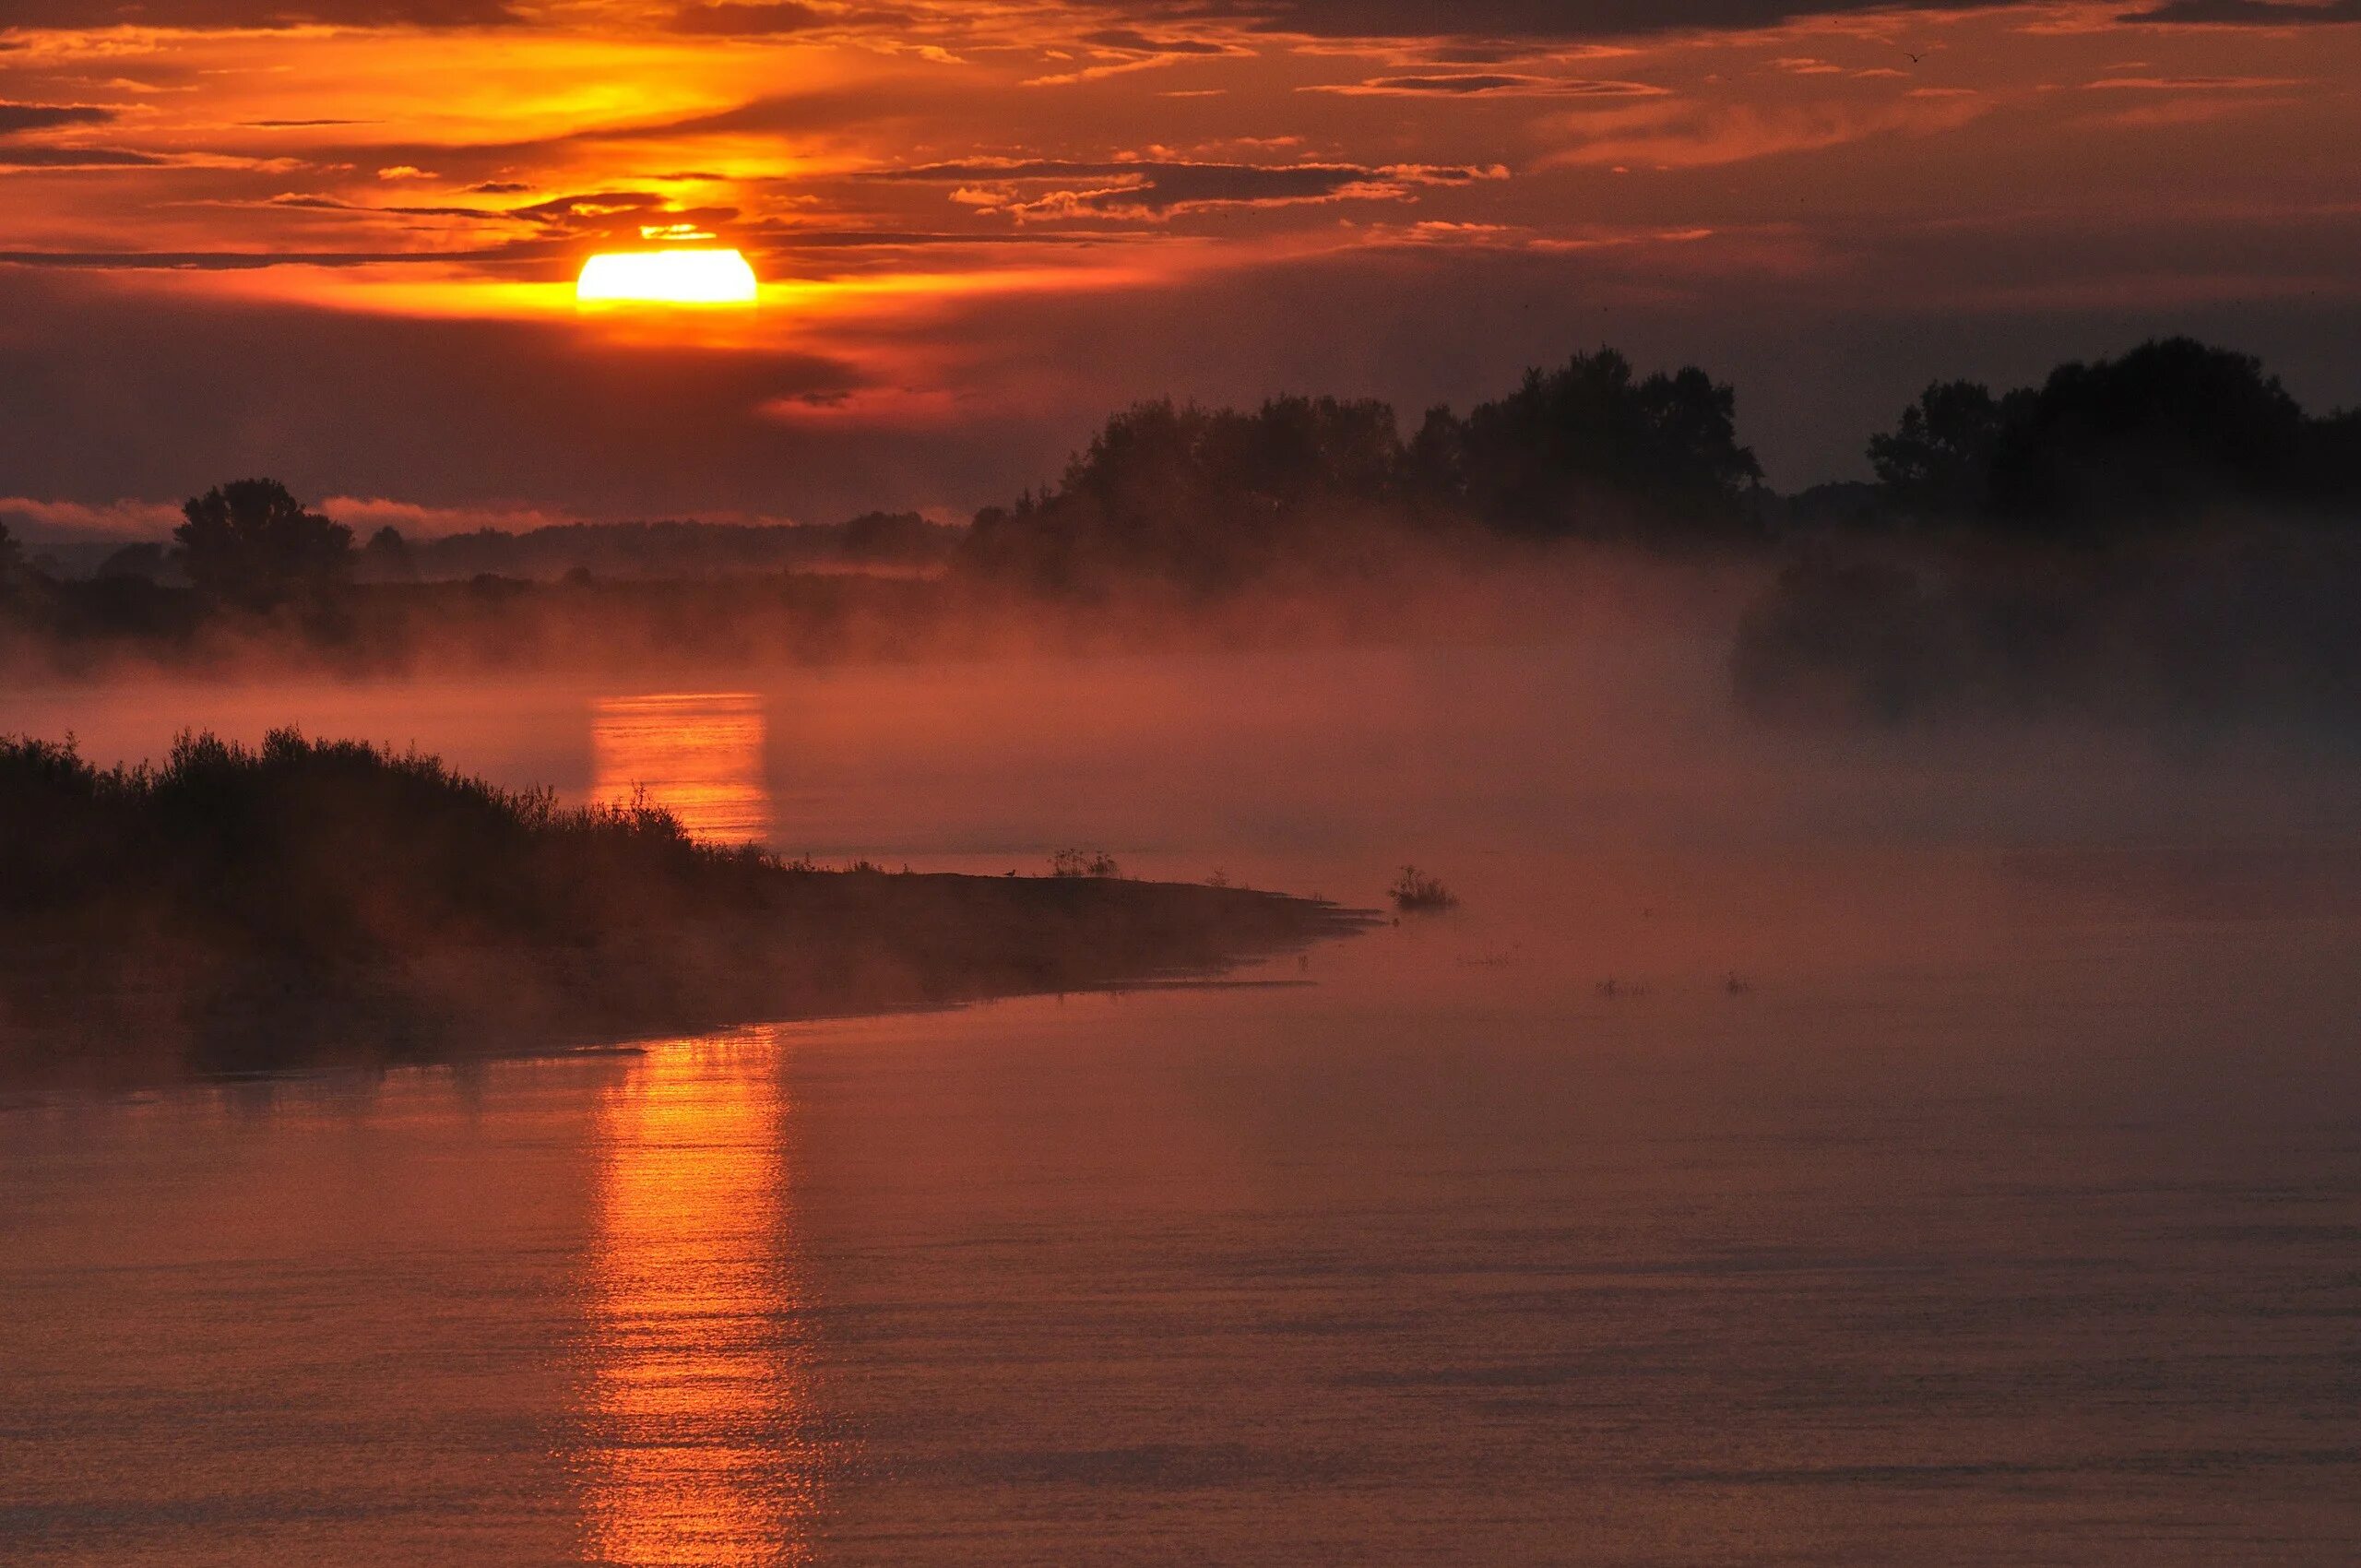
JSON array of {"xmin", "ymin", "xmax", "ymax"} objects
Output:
[
  {"xmin": 6, "ymin": 335, "xmax": 2353, "ymax": 613},
  {"xmin": 4, "ymin": 335, "xmax": 2358, "ymax": 722},
  {"xmin": 0, "ymin": 503, "xmax": 953, "ymax": 598},
  {"xmin": 963, "ymin": 336, "xmax": 2360, "ymax": 593},
  {"xmin": 964, "ymin": 348, "xmax": 1763, "ymax": 592},
  {"xmin": 357, "ymin": 511, "xmax": 955, "ymax": 583},
  {"xmin": 0, "ymin": 729, "xmax": 1356, "ymax": 1077},
  {"xmin": 1861, "ymin": 338, "xmax": 2361, "ymax": 529},
  {"xmin": 1732, "ymin": 339, "xmax": 2361, "ymax": 729}
]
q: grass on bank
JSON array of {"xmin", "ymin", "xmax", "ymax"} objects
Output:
[{"xmin": 0, "ymin": 729, "xmax": 1360, "ymax": 1076}]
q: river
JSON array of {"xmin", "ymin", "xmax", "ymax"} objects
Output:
[{"xmin": 4, "ymin": 641, "xmax": 2359, "ymax": 1563}]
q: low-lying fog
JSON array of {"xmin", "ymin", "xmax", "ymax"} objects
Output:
[{"xmin": 5, "ymin": 612, "xmax": 2359, "ymax": 1564}]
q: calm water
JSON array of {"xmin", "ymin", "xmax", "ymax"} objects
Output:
[{"xmin": 4, "ymin": 643, "xmax": 2360, "ymax": 1564}]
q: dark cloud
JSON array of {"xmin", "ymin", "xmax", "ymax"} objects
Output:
[
  {"xmin": 0, "ymin": 102, "xmax": 117, "ymax": 134},
  {"xmin": 0, "ymin": 146, "xmax": 171, "ymax": 168},
  {"xmin": 1169, "ymin": 0, "xmax": 1996, "ymax": 41},
  {"xmin": 466, "ymin": 179, "xmax": 532, "ymax": 194},
  {"xmin": 2118, "ymin": 0, "xmax": 2361, "ymax": 22},
  {"xmin": 1076, "ymin": 28, "xmax": 1233, "ymax": 53},
  {"xmin": 208, "ymin": 184, "xmax": 743, "ymax": 248},
  {"xmin": 749, "ymin": 226, "xmax": 1122, "ymax": 249},
  {"xmin": 874, "ymin": 158, "xmax": 1500, "ymax": 217},
  {"xmin": 6, "ymin": 207, "xmax": 2361, "ymax": 516},
  {"xmin": 1307, "ymin": 74, "xmax": 1667, "ymax": 96},
  {"xmin": 1, "ymin": 0, "xmax": 517, "ymax": 28},
  {"xmin": 0, "ymin": 269, "xmax": 910, "ymax": 517},
  {"xmin": 502, "ymin": 189, "xmax": 674, "ymax": 222},
  {"xmin": 1349, "ymin": 74, "xmax": 1541, "ymax": 92},
  {"xmin": 667, "ymin": 2, "xmax": 831, "ymax": 34},
  {"xmin": 0, "ymin": 245, "xmax": 541, "ymax": 268}
]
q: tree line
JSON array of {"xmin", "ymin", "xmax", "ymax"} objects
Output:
[
  {"xmin": 4, "ymin": 335, "xmax": 2355, "ymax": 612},
  {"xmin": 964, "ymin": 336, "xmax": 2361, "ymax": 593}
]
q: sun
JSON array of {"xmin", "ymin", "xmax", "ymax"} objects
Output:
[{"xmin": 575, "ymin": 249, "xmax": 759, "ymax": 307}]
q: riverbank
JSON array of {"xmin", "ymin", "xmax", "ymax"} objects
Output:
[{"xmin": 0, "ymin": 730, "xmax": 1367, "ymax": 1081}]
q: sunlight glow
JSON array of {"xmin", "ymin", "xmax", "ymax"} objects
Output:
[
  {"xmin": 576, "ymin": 249, "xmax": 759, "ymax": 307},
  {"xmin": 592, "ymin": 693, "xmax": 771, "ymax": 845}
]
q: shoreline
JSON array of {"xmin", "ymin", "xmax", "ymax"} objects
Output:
[{"xmin": 0, "ymin": 870, "xmax": 1375, "ymax": 1088}]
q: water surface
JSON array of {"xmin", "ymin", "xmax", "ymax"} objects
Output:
[{"xmin": 4, "ymin": 645, "xmax": 2358, "ymax": 1564}]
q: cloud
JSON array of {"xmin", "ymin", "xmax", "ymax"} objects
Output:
[
  {"xmin": 666, "ymin": 2, "xmax": 835, "ymax": 35},
  {"xmin": 0, "ymin": 0, "xmax": 518, "ymax": 28},
  {"xmin": 314, "ymin": 495, "xmax": 608, "ymax": 537},
  {"xmin": 0, "ymin": 244, "xmax": 539, "ymax": 268},
  {"xmin": 0, "ymin": 146, "xmax": 173, "ymax": 170},
  {"xmin": 0, "ymin": 101, "xmax": 117, "ymax": 134},
  {"xmin": 0, "ymin": 495, "xmax": 180, "ymax": 541},
  {"xmin": 0, "ymin": 269, "xmax": 893, "ymax": 518},
  {"xmin": 1169, "ymin": 0, "xmax": 2005, "ymax": 42},
  {"xmin": 1305, "ymin": 73, "xmax": 1667, "ymax": 96},
  {"xmin": 2081, "ymin": 73, "xmax": 2312, "ymax": 86},
  {"xmin": 2118, "ymin": 0, "xmax": 2361, "ymax": 22},
  {"xmin": 1024, "ymin": 28, "xmax": 1248, "ymax": 86},
  {"xmin": 1542, "ymin": 93, "xmax": 1990, "ymax": 169},
  {"xmin": 872, "ymin": 158, "xmax": 1505, "ymax": 219},
  {"xmin": 1076, "ymin": 28, "xmax": 1234, "ymax": 54}
]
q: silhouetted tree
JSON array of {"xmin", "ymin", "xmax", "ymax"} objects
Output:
[
  {"xmin": 1868, "ymin": 381, "xmax": 2025, "ymax": 520},
  {"xmin": 1986, "ymin": 338, "xmax": 2312, "ymax": 526},
  {"xmin": 966, "ymin": 351, "xmax": 1774, "ymax": 589},
  {"xmin": 1447, "ymin": 350, "xmax": 1762, "ymax": 537},
  {"xmin": 838, "ymin": 510, "xmax": 948, "ymax": 563},
  {"xmin": 966, "ymin": 395, "xmax": 1406, "ymax": 592},
  {"xmin": 174, "ymin": 480, "xmax": 353, "ymax": 605},
  {"xmin": 0, "ymin": 522, "xmax": 21, "ymax": 585},
  {"xmin": 1402, "ymin": 405, "xmax": 1468, "ymax": 513},
  {"xmin": 2298, "ymin": 408, "xmax": 2361, "ymax": 506},
  {"xmin": 361, "ymin": 524, "xmax": 416, "ymax": 582},
  {"xmin": 97, "ymin": 541, "xmax": 169, "ymax": 581}
]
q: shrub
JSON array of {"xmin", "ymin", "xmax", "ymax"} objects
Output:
[{"xmin": 1389, "ymin": 865, "xmax": 1457, "ymax": 911}]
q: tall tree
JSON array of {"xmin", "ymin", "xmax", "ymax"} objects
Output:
[
  {"xmin": 1869, "ymin": 381, "xmax": 2021, "ymax": 520},
  {"xmin": 174, "ymin": 481, "xmax": 353, "ymax": 605},
  {"xmin": 1453, "ymin": 350, "xmax": 1762, "ymax": 537},
  {"xmin": 1987, "ymin": 338, "xmax": 2310, "ymax": 526}
]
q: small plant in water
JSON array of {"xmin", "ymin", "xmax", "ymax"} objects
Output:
[
  {"xmin": 1049, "ymin": 848, "xmax": 1121, "ymax": 879},
  {"xmin": 1390, "ymin": 865, "xmax": 1457, "ymax": 911}
]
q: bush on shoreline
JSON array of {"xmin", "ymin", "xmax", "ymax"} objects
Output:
[{"xmin": 0, "ymin": 731, "xmax": 1360, "ymax": 1078}]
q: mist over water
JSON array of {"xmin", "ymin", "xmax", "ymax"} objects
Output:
[
  {"xmin": 592, "ymin": 692, "xmax": 771, "ymax": 847},
  {"xmin": 3, "ymin": 635, "xmax": 2360, "ymax": 1563}
]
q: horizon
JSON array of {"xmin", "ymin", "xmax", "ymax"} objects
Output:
[
  {"xmin": 6, "ymin": 2, "xmax": 2361, "ymax": 525},
  {"xmin": 7, "ymin": 327, "xmax": 2350, "ymax": 546}
]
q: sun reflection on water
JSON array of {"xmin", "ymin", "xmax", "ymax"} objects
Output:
[
  {"xmin": 576, "ymin": 1031, "xmax": 822, "ymax": 1566},
  {"xmin": 591, "ymin": 693, "xmax": 771, "ymax": 846}
]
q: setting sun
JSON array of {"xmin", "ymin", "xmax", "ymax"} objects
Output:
[{"xmin": 575, "ymin": 249, "xmax": 759, "ymax": 307}]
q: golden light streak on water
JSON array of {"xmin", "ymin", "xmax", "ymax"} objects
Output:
[
  {"xmin": 591, "ymin": 693, "xmax": 771, "ymax": 846},
  {"xmin": 577, "ymin": 1032, "xmax": 822, "ymax": 1566}
]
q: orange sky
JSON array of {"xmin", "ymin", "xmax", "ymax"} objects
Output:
[{"xmin": 4, "ymin": 0, "xmax": 2359, "ymax": 529}]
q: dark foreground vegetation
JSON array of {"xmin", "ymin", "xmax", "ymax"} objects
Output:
[
  {"xmin": 4, "ymin": 335, "xmax": 2358, "ymax": 727},
  {"xmin": 0, "ymin": 730, "xmax": 1363, "ymax": 1082}
]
